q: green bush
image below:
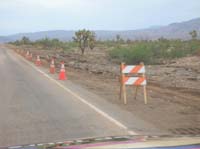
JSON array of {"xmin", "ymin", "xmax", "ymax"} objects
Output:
[
  {"xmin": 109, "ymin": 43, "xmax": 154, "ymax": 64},
  {"xmin": 109, "ymin": 39, "xmax": 200, "ymax": 64},
  {"xmin": 13, "ymin": 38, "xmax": 77, "ymax": 52}
]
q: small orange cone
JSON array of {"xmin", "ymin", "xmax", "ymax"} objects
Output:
[
  {"xmin": 59, "ymin": 62, "xmax": 66, "ymax": 80},
  {"xmin": 21, "ymin": 51, "xmax": 23, "ymax": 56},
  {"xmin": 26, "ymin": 51, "xmax": 29, "ymax": 59},
  {"xmin": 49, "ymin": 59, "xmax": 55, "ymax": 74},
  {"xmin": 28, "ymin": 53, "xmax": 32, "ymax": 61},
  {"xmin": 23, "ymin": 51, "xmax": 26, "ymax": 57},
  {"xmin": 35, "ymin": 55, "xmax": 41, "ymax": 66}
]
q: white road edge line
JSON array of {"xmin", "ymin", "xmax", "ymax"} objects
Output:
[{"xmin": 14, "ymin": 50, "xmax": 136, "ymax": 135}]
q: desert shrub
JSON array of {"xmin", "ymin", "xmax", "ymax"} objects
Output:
[
  {"xmin": 34, "ymin": 38, "xmax": 64, "ymax": 50},
  {"xmin": 97, "ymin": 40, "xmax": 118, "ymax": 48},
  {"xmin": 62, "ymin": 42, "xmax": 77, "ymax": 51},
  {"xmin": 11, "ymin": 36, "xmax": 31, "ymax": 45},
  {"xmin": 109, "ymin": 43, "xmax": 154, "ymax": 64},
  {"xmin": 109, "ymin": 39, "xmax": 200, "ymax": 64}
]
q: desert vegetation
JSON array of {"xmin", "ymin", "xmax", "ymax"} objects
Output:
[
  {"xmin": 10, "ymin": 30, "xmax": 200, "ymax": 64},
  {"xmin": 73, "ymin": 29, "xmax": 96, "ymax": 55},
  {"xmin": 109, "ymin": 38, "xmax": 200, "ymax": 64}
]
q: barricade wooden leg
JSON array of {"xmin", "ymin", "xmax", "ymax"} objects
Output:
[
  {"xmin": 120, "ymin": 62, "xmax": 127, "ymax": 103},
  {"xmin": 123, "ymin": 83, "xmax": 127, "ymax": 104},
  {"xmin": 119, "ymin": 82, "xmax": 122, "ymax": 100},
  {"xmin": 143, "ymin": 85, "xmax": 147, "ymax": 104},
  {"xmin": 134, "ymin": 86, "xmax": 138, "ymax": 99}
]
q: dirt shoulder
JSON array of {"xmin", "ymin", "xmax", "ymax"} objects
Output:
[{"xmin": 8, "ymin": 44, "xmax": 200, "ymax": 135}]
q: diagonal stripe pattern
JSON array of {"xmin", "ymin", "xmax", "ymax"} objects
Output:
[
  {"xmin": 124, "ymin": 77, "xmax": 146, "ymax": 86},
  {"xmin": 122, "ymin": 65, "xmax": 145, "ymax": 74}
]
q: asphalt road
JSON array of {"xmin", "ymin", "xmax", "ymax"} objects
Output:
[{"xmin": 0, "ymin": 45, "xmax": 128, "ymax": 147}]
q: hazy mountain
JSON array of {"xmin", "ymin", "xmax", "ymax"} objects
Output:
[{"xmin": 0, "ymin": 17, "xmax": 200, "ymax": 43}]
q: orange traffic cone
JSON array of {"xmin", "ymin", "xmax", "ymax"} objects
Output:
[
  {"xmin": 20, "ymin": 50, "xmax": 23, "ymax": 56},
  {"xmin": 28, "ymin": 53, "xmax": 32, "ymax": 61},
  {"xmin": 35, "ymin": 55, "xmax": 41, "ymax": 66},
  {"xmin": 59, "ymin": 62, "xmax": 66, "ymax": 80},
  {"xmin": 23, "ymin": 51, "xmax": 26, "ymax": 57},
  {"xmin": 26, "ymin": 51, "xmax": 29, "ymax": 59},
  {"xmin": 49, "ymin": 59, "xmax": 55, "ymax": 74}
]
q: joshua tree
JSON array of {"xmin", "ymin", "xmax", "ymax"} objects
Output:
[
  {"xmin": 21, "ymin": 36, "xmax": 30, "ymax": 44},
  {"xmin": 88, "ymin": 32, "xmax": 96, "ymax": 50},
  {"xmin": 116, "ymin": 34, "xmax": 121, "ymax": 42},
  {"xmin": 189, "ymin": 30, "xmax": 197, "ymax": 40},
  {"xmin": 115, "ymin": 34, "xmax": 124, "ymax": 43},
  {"xmin": 73, "ymin": 29, "xmax": 95, "ymax": 55}
]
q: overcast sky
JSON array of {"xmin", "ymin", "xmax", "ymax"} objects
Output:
[{"xmin": 0, "ymin": 0, "xmax": 200, "ymax": 35}]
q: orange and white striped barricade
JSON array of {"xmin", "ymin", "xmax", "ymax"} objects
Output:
[{"xmin": 119, "ymin": 62, "xmax": 147, "ymax": 104}]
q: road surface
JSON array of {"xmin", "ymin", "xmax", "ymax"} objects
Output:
[{"xmin": 0, "ymin": 45, "xmax": 128, "ymax": 146}]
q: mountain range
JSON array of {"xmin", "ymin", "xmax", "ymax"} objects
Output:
[{"xmin": 0, "ymin": 17, "xmax": 200, "ymax": 43}]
